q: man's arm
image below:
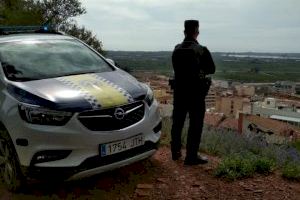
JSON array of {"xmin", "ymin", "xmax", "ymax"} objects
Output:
[{"xmin": 203, "ymin": 47, "xmax": 216, "ymax": 75}]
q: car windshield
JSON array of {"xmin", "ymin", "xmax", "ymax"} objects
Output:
[{"xmin": 0, "ymin": 39, "xmax": 113, "ymax": 81}]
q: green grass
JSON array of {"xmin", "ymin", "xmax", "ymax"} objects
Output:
[
  {"xmin": 282, "ymin": 162, "xmax": 300, "ymax": 181},
  {"xmin": 254, "ymin": 156, "xmax": 276, "ymax": 175},
  {"xmin": 291, "ymin": 141, "xmax": 300, "ymax": 152},
  {"xmin": 160, "ymin": 116, "xmax": 189, "ymax": 146},
  {"xmin": 214, "ymin": 153, "xmax": 275, "ymax": 181},
  {"xmin": 214, "ymin": 154, "xmax": 256, "ymax": 180}
]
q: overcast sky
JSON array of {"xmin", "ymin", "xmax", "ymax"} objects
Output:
[{"xmin": 76, "ymin": 0, "xmax": 300, "ymax": 53}]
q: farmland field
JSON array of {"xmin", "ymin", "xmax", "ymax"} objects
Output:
[{"xmin": 107, "ymin": 51, "xmax": 300, "ymax": 82}]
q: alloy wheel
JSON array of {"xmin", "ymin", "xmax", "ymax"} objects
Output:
[{"xmin": 0, "ymin": 138, "xmax": 16, "ymax": 187}]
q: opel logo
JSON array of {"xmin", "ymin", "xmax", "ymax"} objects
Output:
[{"xmin": 114, "ymin": 108, "xmax": 126, "ymax": 120}]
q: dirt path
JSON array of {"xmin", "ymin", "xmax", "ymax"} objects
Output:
[{"xmin": 1, "ymin": 146, "xmax": 300, "ymax": 200}]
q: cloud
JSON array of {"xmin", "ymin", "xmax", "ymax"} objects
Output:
[{"xmin": 77, "ymin": 0, "xmax": 300, "ymax": 52}]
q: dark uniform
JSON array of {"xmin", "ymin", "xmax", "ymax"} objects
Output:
[{"xmin": 171, "ymin": 23, "xmax": 215, "ymax": 163}]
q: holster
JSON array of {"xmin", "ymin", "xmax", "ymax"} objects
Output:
[
  {"xmin": 203, "ymin": 77, "xmax": 212, "ymax": 96},
  {"xmin": 169, "ymin": 78, "xmax": 175, "ymax": 90},
  {"xmin": 169, "ymin": 76, "xmax": 211, "ymax": 96}
]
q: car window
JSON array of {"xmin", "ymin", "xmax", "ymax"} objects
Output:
[{"xmin": 0, "ymin": 39, "xmax": 113, "ymax": 81}]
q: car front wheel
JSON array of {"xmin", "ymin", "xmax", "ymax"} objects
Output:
[{"xmin": 0, "ymin": 130, "xmax": 24, "ymax": 192}]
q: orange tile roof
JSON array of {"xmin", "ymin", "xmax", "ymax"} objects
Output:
[
  {"xmin": 244, "ymin": 114, "xmax": 300, "ymax": 136},
  {"xmin": 219, "ymin": 118, "xmax": 239, "ymax": 131},
  {"xmin": 204, "ymin": 113, "xmax": 225, "ymax": 127}
]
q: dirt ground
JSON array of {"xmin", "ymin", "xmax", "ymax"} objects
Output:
[{"xmin": 1, "ymin": 146, "xmax": 300, "ymax": 200}]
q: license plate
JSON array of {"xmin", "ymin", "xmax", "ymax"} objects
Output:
[{"xmin": 100, "ymin": 135, "xmax": 144, "ymax": 156}]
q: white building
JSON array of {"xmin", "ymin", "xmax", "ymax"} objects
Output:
[
  {"xmin": 252, "ymin": 98, "xmax": 300, "ymax": 127},
  {"xmin": 213, "ymin": 80, "xmax": 229, "ymax": 89},
  {"xmin": 205, "ymin": 87, "xmax": 217, "ymax": 109},
  {"xmin": 272, "ymin": 81, "xmax": 296, "ymax": 95}
]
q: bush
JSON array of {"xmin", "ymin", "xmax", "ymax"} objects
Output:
[
  {"xmin": 291, "ymin": 141, "xmax": 300, "ymax": 153},
  {"xmin": 282, "ymin": 162, "xmax": 300, "ymax": 181},
  {"xmin": 161, "ymin": 116, "xmax": 300, "ymax": 181},
  {"xmin": 215, "ymin": 154, "xmax": 256, "ymax": 180},
  {"xmin": 215, "ymin": 153, "xmax": 275, "ymax": 180},
  {"xmin": 254, "ymin": 156, "xmax": 275, "ymax": 175}
]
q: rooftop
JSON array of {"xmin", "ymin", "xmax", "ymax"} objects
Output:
[
  {"xmin": 204, "ymin": 113, "xmax": 225, "ymax": 127},
  {"xmin": 218, "ymin": 118, "xmax": 239, "ymax": 131},
  {"xmin": 270, "ymin": 115, "xmax": 300, "ymax": 123},
  {"xmin": 243, "ymin": 114, "xmax": 300, "ymax": 135}
]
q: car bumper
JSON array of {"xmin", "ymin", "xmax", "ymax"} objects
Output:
[
  {"xmin": 21, "ymin": 141, "xmax": 159, "ymax": 180},
  {"xmin": 5, "ymin": 100, "xmax": 161, "ymax": 179}
]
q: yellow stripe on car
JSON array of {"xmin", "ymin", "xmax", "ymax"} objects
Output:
[{"xmin": 57, "ymin": 74, "xmax": 133, "ymax": 109}]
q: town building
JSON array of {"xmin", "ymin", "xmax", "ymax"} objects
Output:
[
  {"xmin": 213, "ymin": 80, "xmax": 229, "ymax": 89},
  {"xmin": 153, "ymin": 89, "xmax": 172, "ymax": 104},
  {"xmin": 296, "ymin": 84, "xmax": 300, "ymax": 95},
  {"xmin": 252, "ymin": 97, "xmax": 300, "ymax": 127},
  {"xmin": 218, "ymin": 117, "xmax": 239, "ymax": 131},
  {"xmin": 205, "ymin": 87, "xmax": 217, "ymax": 109},
  {"xmin": 272, "ymin": 81, "xmax": 296, "ymax": 95},
  {"xmin": 215, "ymin": 96, "xmax": 251, "ymax": 117},
  {"xmin": 204, "ymin": 112, "xmax": 225, "ymax": 127},
  {"xmin": 234, "ymin": 85, "xmax": 255, "ymax": 97},
  {"xmin": 238, "ymin": 113, "xmax": 300, "ymax": 143}
]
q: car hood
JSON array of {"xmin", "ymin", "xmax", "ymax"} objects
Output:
[{"xmin": 8, "ymin": 69, "xmax": 148, "ymax": 112}]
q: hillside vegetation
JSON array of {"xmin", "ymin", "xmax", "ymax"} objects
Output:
[{"xmin": 107, "ymin": 51, "xmax": 300, "ymax": 82}]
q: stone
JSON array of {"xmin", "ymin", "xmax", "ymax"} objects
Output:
[
  {"xmin": 192, "ymin": 181, "xmax": 201, "ymax": 187},
  {"xmin": 137, "ymin": 184, "xmax": 154, "ymax": 189},
  {"xmin": 254, "ymin": 190, "xmax": 264, "ymax": 193},
  {"xmin": 135, "ymin": 189, "xmax": 150, "ymax": 197},
  {"xmin": 157, "ymin": 177, "xmax": 168, "ymax": 183}
]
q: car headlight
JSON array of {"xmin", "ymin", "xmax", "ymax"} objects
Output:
[
  {"xmin": 145, "ymin": 86, "xmax": 154, "ymax": 106},
  {"xmin": 18, "ymin": 104, "xmax": 73, "ymax": 126}
]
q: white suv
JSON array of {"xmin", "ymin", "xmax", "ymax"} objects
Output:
[{"xmin": 0, "ymin": 26, "xmax": 161, "ymax": 191}]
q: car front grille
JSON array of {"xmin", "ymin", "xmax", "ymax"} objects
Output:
[{"xmin": 78, "ymin": 101, "xmax": 145, "ymax": 131}]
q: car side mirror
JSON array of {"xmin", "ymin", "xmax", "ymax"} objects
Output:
[{"xmin": 106, "ymin": 58, "xmax": 115, "ymax": 66}]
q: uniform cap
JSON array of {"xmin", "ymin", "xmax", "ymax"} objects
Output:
[{"xmin": 184, "ymin": 20, "xmax": 199, "ymax": 32}]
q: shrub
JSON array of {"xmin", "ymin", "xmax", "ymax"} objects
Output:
[
  {"xmin": 254, "ymin": 156, "xmax": 275, "ymax": 175},
  {"xmin": 282, "ymin": 162, "xmax": 300, "ymax": 181},
  {"xmin": 291, "ymin": 141, "xmax": 300, "ymax": 153},
  {"xmin": 214, "ymin": 154, "xmax": 256, "ymax": 180},
  {"xmin": 215, "ymin": 153, "xmax": 275, "ymax": 180},
  {"xmin": 162, "ymin": 116, "xmax": 300, "ymax": 181}
]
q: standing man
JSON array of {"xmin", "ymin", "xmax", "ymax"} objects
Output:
[{"xmin": 170, "ymin": 20, "xmax": 215, "ymax": 165}]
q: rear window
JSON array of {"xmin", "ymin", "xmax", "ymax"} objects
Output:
[{"xmin": 0, "ymin": 39, "xmax": 113, "ymax": 81}]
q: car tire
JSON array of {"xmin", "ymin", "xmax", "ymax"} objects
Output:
[{"xmin": 0, "ymin": 129, "xmax": 24, "ymax": 192}]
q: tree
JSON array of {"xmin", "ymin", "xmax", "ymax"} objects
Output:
[
  {"xmin": 0, "ymin": 0, "xmax": 43, "ymax": 25},
  {"xmin": 0, "ymin": 0, "xmax": 105, "ymax": 54},
  {"xmin": 60, "ymin": 23, "xmax": 105, "ymax": 55},
  {"xmin": 34, "ymin": 0, "xmax": 86, "ymax": 25},
  {"xmin": 250, "ymin": 67, "xmax": 260, "ymax": 74}
]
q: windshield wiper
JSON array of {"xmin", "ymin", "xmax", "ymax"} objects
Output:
[
  {"xmin": 1, "ymin": 61, "xmax": 23, "ymax": 75},
  {"xmin": 0, "ymin": 61, "xmax": 32, "ymax": 81},
  {"xmin": 57, "ymin": 70, "xmax": 100, "ymax": 78},
  {"xmin": 0, "ymin": 61, "xmax": 38, "ymax": 81},
  {"xmin": 11, "ymin": 77, "xmax": 39, "ymax": 82}
]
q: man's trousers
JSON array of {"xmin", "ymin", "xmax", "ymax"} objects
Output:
[{"xmin": 170, "ymin": 90, "xmax": 206, "ymax": 159}]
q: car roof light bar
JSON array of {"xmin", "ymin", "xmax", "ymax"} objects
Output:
[{"xmin": 0, "ymin": 25, "xmax": 60, "ymax": 35}]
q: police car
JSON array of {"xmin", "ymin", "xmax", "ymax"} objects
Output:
[{"xmin": 0, "ymin": 26, "xmax": 161, "ymax": 191}]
